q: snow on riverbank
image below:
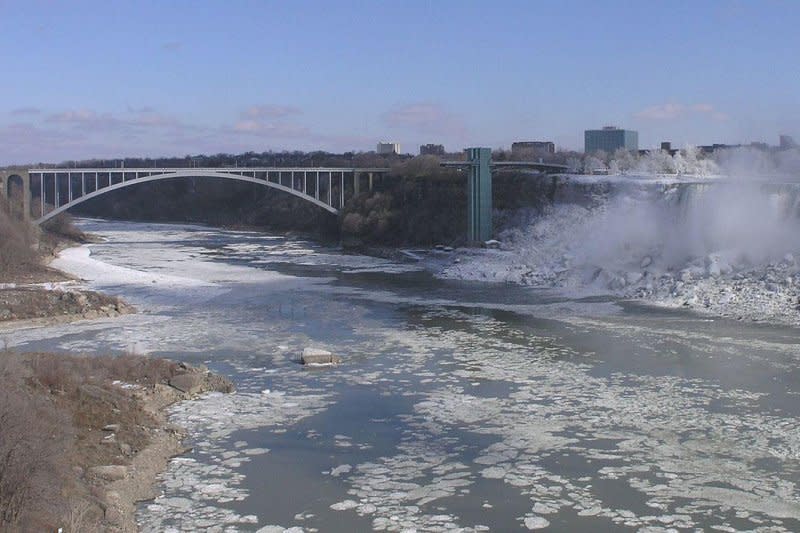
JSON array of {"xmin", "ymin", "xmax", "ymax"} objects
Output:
[{"xmin": 53, "ymin": 246, "xmax": 213, "ymax": 288}]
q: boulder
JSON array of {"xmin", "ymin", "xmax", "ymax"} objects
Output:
[
  {"xmin": 301, "ymin": 348, "xmax": 341, "ymax": 366},
  {"xmin": 78, "ymin": 384, "xmax": 120, "ymax": 408},
  {"xmin": 169, "ymin": 372, "xmax": 205, "ymax": 394},
  {"xmin": 89, "ymin": 465, "xmax": 127, "ymax": 481}
]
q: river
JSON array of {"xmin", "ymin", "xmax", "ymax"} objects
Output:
[{"xmin": 7, "ymin": 219, "xmax": 800, "ymax": 532}]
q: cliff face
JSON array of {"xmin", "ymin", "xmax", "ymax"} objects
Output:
[{"xmin": 340, "ymin": 172, "xmax": 617, "ymax": 247}]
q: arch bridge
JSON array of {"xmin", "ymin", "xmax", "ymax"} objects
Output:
[{"xmin": 0, "ymin": 167, "xmax": 390, "ymax": 225}]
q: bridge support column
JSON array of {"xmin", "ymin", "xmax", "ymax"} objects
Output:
[
  {"xmin": 23, "ymin": 173, "xmax": 30, "ymax": 220},
  {"xmin": 0, "ymin": 168, "xmax": 31, "ymax": 220},
  {"xmin": 466, "ymin": 147, "xmax": 492, "ymax": 243}
]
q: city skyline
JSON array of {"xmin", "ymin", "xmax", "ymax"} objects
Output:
[{"xmin": 1, "ymin": 0, "xmax": 799, "ymax": 164}]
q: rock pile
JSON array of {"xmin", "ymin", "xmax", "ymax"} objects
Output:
[{"xmin": 0, "ymin": 286, "xmax": 134, "ymax": 322}]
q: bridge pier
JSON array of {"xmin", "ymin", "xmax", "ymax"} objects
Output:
[
  {"xmin": 0, "ymin": 168, "xmax": 31, "ymax": 220},
  {"xmin": 466, "ymin": 147, "xmax": 492, "ymax": 243}
]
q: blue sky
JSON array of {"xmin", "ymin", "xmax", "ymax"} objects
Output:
[{"xmin": 1, "ymin": 0, "xmax": 798, "ymax": 164}]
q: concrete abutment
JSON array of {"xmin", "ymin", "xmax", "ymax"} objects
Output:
[{"xmin": 0, "ymin": 168, "xmax": 31, "ymax": 220}]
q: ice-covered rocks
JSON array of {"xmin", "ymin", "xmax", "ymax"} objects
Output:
[
  {"xmin": 301, "ymin": 347, "xmax": 341, "ymax": 366},
  {"xmin": 705, "ymin": 254, "xmax": 732, "ymax": 278}
]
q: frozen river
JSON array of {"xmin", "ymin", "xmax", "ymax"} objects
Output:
[{"xmin": 7, "ymin": 219, "xmax": 800, "ymax": 532}]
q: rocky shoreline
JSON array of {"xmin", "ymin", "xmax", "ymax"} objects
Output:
[
  {"xmin": 1, "ymin": 350, "xmax": 235, "ymax": 532},
  {"xmin": 98, "ymin": 364, "xmax": 235, "ymax": 532},
  {"xmin": 0, "ymin": 244, "xmax": 235, "ymax": 531},
  {"xmin": 0, "ymin": 284, "xmax": 134, "ymax": 323}
]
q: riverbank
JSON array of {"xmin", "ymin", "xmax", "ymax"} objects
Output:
[
  {"xmin": 0, "ymin": 251, "xmax": 135, "ymax": 330},
  {"xmin": 0, "ymin": 216, "xmax": 236, "ymax": 531},
  {"xmin": 0, "ymin": 350, "xmax": 234, "ymax": 531},
  {"xmin": 0, "ymin": 212, "xmax": 134, "ymax": 326}
]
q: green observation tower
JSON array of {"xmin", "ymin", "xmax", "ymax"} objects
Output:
[{"xmin": 466, "ymin": 147, "xmax": 492, "ymax": 242}]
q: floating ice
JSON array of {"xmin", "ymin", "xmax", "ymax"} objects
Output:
[{"xmin": 523, "ymin": 516, "xmax": 550, "ymax": 529}]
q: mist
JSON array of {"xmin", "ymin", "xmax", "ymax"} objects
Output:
[{"xmin": 450, "ymin": 147, "xmax": 800, "ymax": 291}]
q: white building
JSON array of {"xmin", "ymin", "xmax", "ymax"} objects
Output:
[{"xmin": 377, "ymin": 142, "xmax": 400, "ymax": 155}]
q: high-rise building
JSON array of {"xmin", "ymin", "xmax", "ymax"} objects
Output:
[
  {"xmin": 419, "ymin": 143, "xmax": 445, "ymax": 156},
  {"xmin": 780, "ymin": 135, "xmax": 797, "ymax": 150},
  {"xmin": 377, "ymin": 142, "xmax": 400, "ymax": 155},
  {"xmin": 511, "ymin": 141, "xmax": 555, "ymax": 158},
  {"xmin": 584, "ymin": 126, "xmax": 638, "ymax": 154}
]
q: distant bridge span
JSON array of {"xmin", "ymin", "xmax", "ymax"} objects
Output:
[
  {"xmin": 1, "ymin": 167, "xmax": 389, "ymax": 225},
  {"xmin": 440, "ymin": 160, "xmax": 570, "ymax": 173}
]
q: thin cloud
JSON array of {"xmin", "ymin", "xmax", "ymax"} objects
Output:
[
  {"xmin": 47, "ymin": 109, "xmax": 123, "ymax": 130},
  {"xmin": 0, "ymin": 122, "xmax": 86, "ymax": 146},
  {"xmin": 129, "ymin": 111, "xmax": 186, "ymax": 129},
  {"xmin": 635, "ymin": 103, "xmax": 686, "ymax": 120},
  {"xmin": 0, "ymin": 107, "xmax": 367, "ymax": 164},
  {"xmin": 635, "ymin": 102, "xmax": 729, "ymax": 122},
  {"xmin": 229, "ymin": 105, "xmax": 307, "ymax": 138},
  {"xmin": 231, "ymin": 120, "xmax": 309, "ymax": 137},
  {"xmin": 126, "ymin": 105, "xmax": 157, "ymax": 114},
  {"xmin": 382, "ymin": 102, "xmax": 467, "ymax": 138},
  {"xmin": 241, "ymin": 105, "xmax": 302, "ymax": 120},
  {"xmin": 10, "ymin": 107, "xmax": 41, "ymax": 116},
  {"xmin": 47, "ymin": 108, "xmax": 191, "ymax": 132},
  {"xmin": 0, "ymin": 122, "xmax": 93, "ymax": 164}
]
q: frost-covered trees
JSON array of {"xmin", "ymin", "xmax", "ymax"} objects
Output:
[
  {"xmin": 566, "ymin": 156, "xmax": 582, "ymax": 173},
  {"xmin": 608, "ymin": 148, "xmax": 636, "ymax": 175},
  {"xmin": 583, "ymin": 155, "xmax": 607, "ymax": 174},
  {"xmin": 589, "ymin": 146, "xmax": 720, "ymax": 177},
  {"xmin": 634, "ymin": 150, "xmax": 677, "ymax": 174}
]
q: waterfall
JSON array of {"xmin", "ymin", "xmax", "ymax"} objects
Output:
[{"xmin": 444, "ymin": 175, "xmax": 800, "ymax": 291}]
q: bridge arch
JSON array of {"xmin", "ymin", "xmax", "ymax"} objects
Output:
[{"xmin": 34, "ymin": 170, "xmax": 340, "ymax": 225}]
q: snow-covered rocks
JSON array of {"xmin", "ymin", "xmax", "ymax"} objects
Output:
[{"xmin": 301, "ymin": 347, "xmax": 341, "ymax": 366}]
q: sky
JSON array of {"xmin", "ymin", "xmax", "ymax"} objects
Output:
[{"xmin": 1, "ymin": 0, "xmax": 799, "ymax": 164}]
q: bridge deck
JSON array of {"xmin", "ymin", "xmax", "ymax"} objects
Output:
[
  {"xmin": 29, "ymin": 167, "xmax": 391, "ymax": 173},
  {"xmin": 440, "ymin": 160, "xmax": 569, "ymax": 173},
  {"xmin": 25, "ymin": 167, "xmax": 391, "ymax": 224}
]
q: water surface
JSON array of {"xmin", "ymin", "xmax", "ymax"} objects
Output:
[{"xmin": 8, "ymin": 219, "xmax": 800, "ymax": 532}]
